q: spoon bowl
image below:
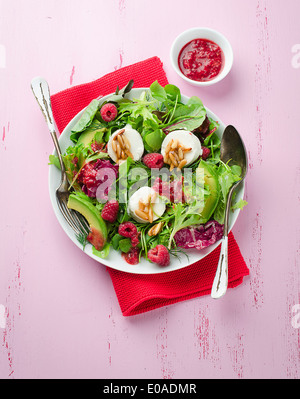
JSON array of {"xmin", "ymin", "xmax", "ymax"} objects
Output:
[{"xmin": 211, "ymin": 125, "xmax": 247, "ymax": 299}]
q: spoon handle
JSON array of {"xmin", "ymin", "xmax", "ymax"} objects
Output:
[
  {"xmin": 211, "ymin": 235, "xmax": 228, "ymax": 298},
  {"xmin": 211, "ymin": 183, "xmax": 236, "ymax": 299}
]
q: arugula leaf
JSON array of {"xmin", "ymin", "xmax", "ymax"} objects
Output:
[{"xmin": 118, "ymin": 92, "xmax": 158, "ymax": 124}]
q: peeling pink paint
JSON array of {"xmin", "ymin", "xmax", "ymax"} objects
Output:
[
  {"xmin": 119, "ymin": 0, "xmax": 126, "ymax": 12},
  {"xmin": 249, "ymin": 211, "xmax": 263, "ymax": 308},
  {"xmin": 228, "ymin": 333, "xmax": 245, "ymax": 378},
  {"xmin": 194, "ymin": 306, "xmax": 220, "ymax": 368},
  {"xmin": 70, "ymin": 66, "xmax": 75, "ymax": 86},
  {"xmin": 156, "ymin": 310, "xmax": 174, "ymax": 379},
  {"xmin": 2, "ymin": 260, "xmax": 23, "ymax": 377},
  {"xmin": 255, "ymin": 0, "xmax": 271, "ymax": 165},
  {"xmin": 114, "ymin": 50, "xmax": 124, "ymax": 71}
]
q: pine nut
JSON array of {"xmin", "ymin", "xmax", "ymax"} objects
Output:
[
  {"xmin": 112, "ymin": 139, "xmax": 117, "ymax": 153},
  {"xmin": 169, "ymin": 152, "xmax": 178, "ymax": 167},
  {"xmin": 154, "ymin": 221, "xmax": 163, "ymax": 235},
  {"xmin": 178, "ymin": 159, "xmax": 187, "ymax": 169},
  {"xmin": 122, "ymin": 134, "xmax": 131, "ymax": 150},
  {"xmin": 148, "ymin": 207, "xmax": 153, "ymax": 223},
  {"xmin": 171, "ymin": 139, "xmax": 179, "ymax": 149},
  {"xmin": 125, "ymin": 148, "xmax": 134, "ymax": 159},
  {"xmin": 117, "ymin": 134, "xmax": 125, "ymax": 149},
  {"xmin": 135, "ymin": 209, "xmax": 149, "ymax": 220},
  {"xmin": 178, "ymin": 147, "xmax": 184, "ymax": 160},
  {"xmin": 116, "ymin": 142, "xmax": 122, "ymax": 158},
  {"xmin": 165, "ymin": 139, "xmax": 173, "ymax": 153},
  {"xmin": 148, "ymin": 222, "xmax": 163, "ymax": 236},
  {"xmin": 138, "ymin": 200, "xmax": 145, "ymax": 211}
]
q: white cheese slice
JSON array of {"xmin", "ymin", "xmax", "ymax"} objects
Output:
[
  {"xmin": 128, "ymin": 186, "xmax": 166, "ymax": 224},
  {"xmin": 107, "ymin": 125, "xmax": 144, "ymax": 163},
  {"xmin": 161, "ymin": 129, "xmax": 202, "ymax": 166}
]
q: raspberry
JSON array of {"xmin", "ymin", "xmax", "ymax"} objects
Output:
[
  {"xmin": 118, "ymin": 222, "xmax": 138, "ymax": 238},
  {"xmin": 147, "ymin": 245, "xmax": 170, "ymax": 267},
  {"xmin": 143, "ymin": 153, "xmax": 164, "ymax": 169},
  {"xmin": 101, "ymin": 200, "xmax": 119, "ymax": 223},
  {"xmin": 80, "ymin": 163, "xmax": 97, "ymax": 187},
  {"xmin": 201, "ymin": 146, "xmax": 211, "ymax": 160},
  {"xmin": 152, "ymin": 177, "xmax": 186, "ymax": 203},
  {"xmin": 100, "ymin": 103, "xmax": 118, "ymax": 122},
  {"xmin": 91, "ymin": 141, "xmax": 105, "ymax": 152},
  {"xmin": 122, "ymin": 247, "xmax": 140, "ymax": 265},
  {"xmin": 130, "ymin": 235, "xmax": 139, "ymax": 247}
]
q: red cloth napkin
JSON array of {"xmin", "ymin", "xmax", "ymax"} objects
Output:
[{"xmin": 51, "ymin": 56, "xmax": 249, "ymax": 316}]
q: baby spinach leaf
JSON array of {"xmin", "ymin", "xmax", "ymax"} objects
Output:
[
  {"xmin": 118, "ymin": 238, "xmax": 132, "ymax": 253},
  {"xmin": 150, "ymin": 80, "xmax": 167, "ymax": 102},
  {"xmin": 71, "ymin": 99, "xmax": 100, "ymax": 135},
  {"xmin": 143, "ymin": 129, "xmax": 165, "ymax": 152}
]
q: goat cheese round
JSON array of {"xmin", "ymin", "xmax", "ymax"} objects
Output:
[
  {"xmin": 128, "ymin": 186, "xmax": 166, "ymax": 224},
  {"xmin": 107, "ymin": 125, "xmax": 144, "ymax": 163},
  {"xmin": 161, "ymin": 129, "xmax": 202, "ymax": 166}
]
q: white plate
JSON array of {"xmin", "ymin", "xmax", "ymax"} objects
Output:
[{"xmin": 49, "ymin": 88, "xmax": 244, "ymax": 274}]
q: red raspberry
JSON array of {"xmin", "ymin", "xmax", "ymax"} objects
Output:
[
  {"xmin": 122, "ymin": 247, "xmax": 140, "ymax": 265},
  {"xmin": 201, "ymin": 146, "xmax": 211, "ymax": 160},
  {"xmin": 147, "ymin": 245, "xmax": 170, "ymax": 267},
  {"xmin": 80, "ymin": 163, "xmax": 97, "ymax": 187},
  {"xmin": 130, "ymin": 235, "xmax": 140, "ymax": 247},
  {"xmin": 91, "ymin": 141, "xmax": 105, "ymax": 152},
  {"xmin": 118, "ymin": 222, "xmax": 138, "ymax": 238},
  {"xmin": 100, "ymin": 103, "xmax": 118, "ymax": 122},
  {"xmin": 143, "ymin": 153, "xmax": 164, "ymax": 169},
  {"xmin": 101, "ymin": 200, "xmax": 119, "ymax": 223}
]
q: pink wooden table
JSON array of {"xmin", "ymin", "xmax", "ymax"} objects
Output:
[{"xmin": 0, "ymin": 0, "xmax": 299, "ymax": 379}]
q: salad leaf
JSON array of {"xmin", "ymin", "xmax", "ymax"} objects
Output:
[
  {"xmin": 118, "ymin": 238, "xmax": 132, "ymax": 253},
  {"xmin": 70, "ymin": 118, "xmax": 105, "ymax": 143},
  {"xmin": 168, "ymin": 202, "xmax": 205, "ymax": 249},
  {"xmin": 231, "ymin": 198, "xmax": 248, "ymax": 211},
  {"xmin": 213, "ymin": 162, "xmax": 242, "ymax": 224},
  {"xmin": 174, "ymin": 220, "xmax": 223, "ymax": 250},
  {"xmin": 118, "ymin": 91, "xmax": 158, "ymax": 124},
  {"xmin": 143, "ymin": 128, "xmax": 165, "ymax": 152},
  {"xmin": 71, "ymin": 99, "xmax": 100, "ymax": 137},
  {"xmin": 150, "ymin": 80, "xmax": 167, "ymax": 102},
  {"xmin": 48, "ymin": 154, "xmax": 61, "ymax": 169}
]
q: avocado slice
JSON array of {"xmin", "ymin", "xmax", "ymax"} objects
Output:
[
  {"xmin": 77, "ymin": 121, "xmax": 105, "ymax": 147},
  {"xmin": 196, "ymin": 160, "xmax": 220, "ymax": 222},
  {"xmin": 67, "ymin": 193, "xmax": 107, "ymax": 250}
]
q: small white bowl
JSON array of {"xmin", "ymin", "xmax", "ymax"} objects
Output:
[{"xmin": 170, "ymin": 27, "xmax": 233, "ymax": 87}]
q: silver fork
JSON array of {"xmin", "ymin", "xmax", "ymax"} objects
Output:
[{"xmin": 31, "ymin": 76, "xmax": 90, "ymax": 237}]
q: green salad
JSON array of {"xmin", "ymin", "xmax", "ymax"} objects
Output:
[{"xmin": 49, "ymin": 80, "xmax": 247, "ymax": 267}]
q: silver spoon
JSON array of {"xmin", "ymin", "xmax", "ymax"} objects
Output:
[{"xmin": 211, "ymin": 125, "xmax": 248, "ymax": 299}]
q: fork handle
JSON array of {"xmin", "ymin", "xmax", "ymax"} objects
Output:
[{"xmin": 31, "ymin": 76, "xmax": 65, "ymax": 174}]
